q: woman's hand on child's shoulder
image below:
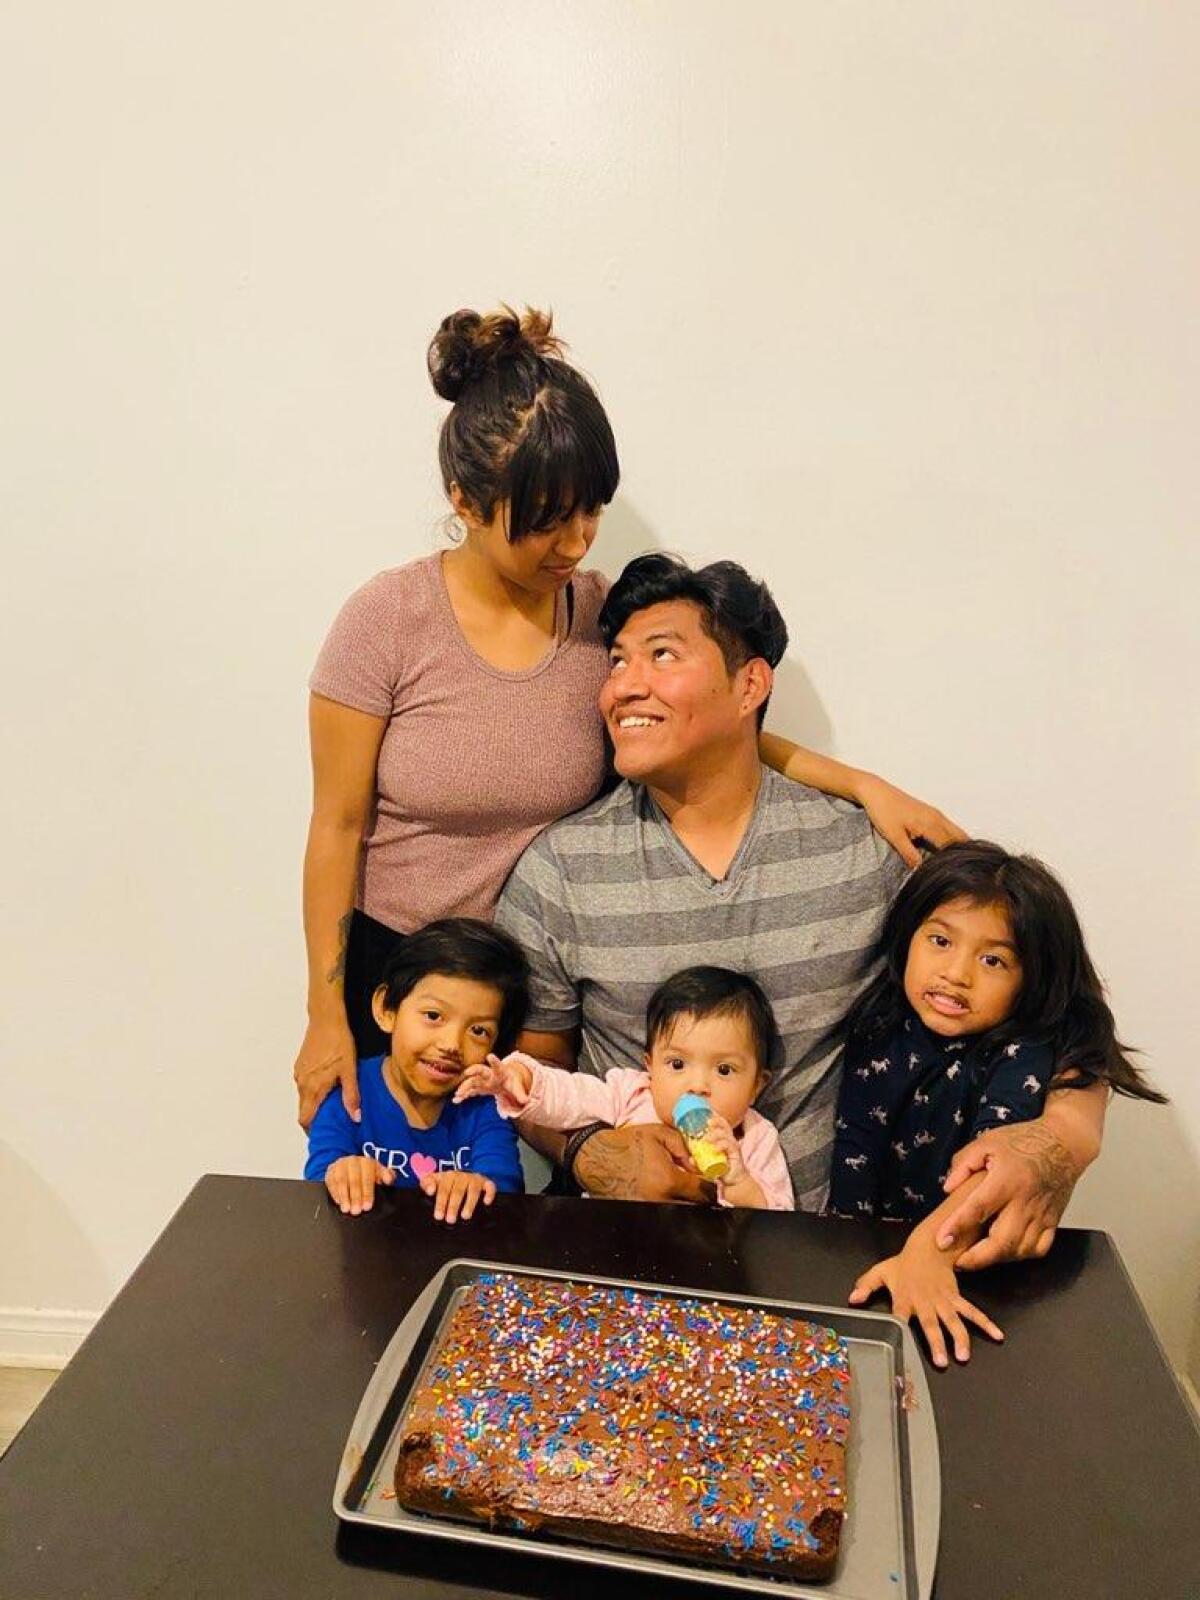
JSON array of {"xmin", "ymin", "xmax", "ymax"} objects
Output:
[
  {"xmin": 324, "ymin": 1155, "xmax": 395, "ymax": 1215},
  {"xmin": 295, "ymin": 1018, "xmax": 361, "ymax": 1129},
  {"xmin": 420, "ymin": 1168, "xmax": 497, "ymax": 1224},
  {"xmin": 849, "ymin": 1238, "xmax": 1005, "ymax": 1371}
]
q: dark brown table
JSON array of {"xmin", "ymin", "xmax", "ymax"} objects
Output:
[{"xmin": 1, "ymin": 1175, "xmax": 1197, "ymax": 1598}]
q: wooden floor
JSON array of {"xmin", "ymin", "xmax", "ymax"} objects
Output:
[{"xmin": 0, "ymin": 1368, "xmax": 57, "ymax": 1454}]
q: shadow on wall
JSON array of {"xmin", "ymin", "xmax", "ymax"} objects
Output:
[
  {"xmin": 0, "ymin": 1141, "xmax": 110, "ymax": 1316},
  {"xmin": 597, "ymin": 497, "xmax": 837, "ymax": 758},
  {"xmin": 768, "ymin": 655, "xmax": 835, "ymax": 759},
  {"xmin": 592, "ymin": 495, "xmax": 664, "ymax": 582},
  {"xmin": 1060, "ymin": 1096, "xmax": 1200, "ymax": 1384}
]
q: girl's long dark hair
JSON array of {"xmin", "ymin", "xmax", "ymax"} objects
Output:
[{"xmin": 843, "ymin": 841, "xmax": 1165, "ymax": 1103}]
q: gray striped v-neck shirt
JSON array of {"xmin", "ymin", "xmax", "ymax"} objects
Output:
[{"xmin": 494, "ymin": 768, "xmax": 907, "ymax": 1210}]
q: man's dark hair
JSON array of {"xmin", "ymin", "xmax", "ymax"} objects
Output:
[
  {"xmin": 376, "ymin": 917, "xmax": 530, "ymax": 1054},
  {"xmin": 645, "ymin": 965, "xmax": 782, "ymax": 1074},
  {"xmin": 598, "ymin": 553, "xmax": 788, "ymax": 727}
]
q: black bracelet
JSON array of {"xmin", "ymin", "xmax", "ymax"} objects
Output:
[{"xmin": 562, "ymin": 1121, "xmax": 609, "ymax": 1183}]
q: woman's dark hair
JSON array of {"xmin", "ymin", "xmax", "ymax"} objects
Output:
[
  {"xmin": 376, "ymin": 918, "xmax": 529, "ymax": 1054},
  {"xmin": 646, "ymin": 966, "xmax": 782, "ymax": 1074},
  {"xmin": 428, "ymin": 305, "xmax": 619, "ymax": 541},
  {"xmin": 843, "ymin": 841, "xmax": 1165, "ymax": 1103},
  {"xmin": 598, "ymin": 553, "xmax": 788, "ymax": 728}
]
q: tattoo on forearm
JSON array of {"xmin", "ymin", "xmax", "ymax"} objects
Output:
[
  {"xmin": 1004, "ymin": 1124, "xmax": 1076, "ymax": 1213},
  {"xmin": 576, "ymin": 1136, "xmax": 643, "ymax": 1200},
  {"xmin": 325, "ymin": 912, "xmax": 353, "ymax": 986}
]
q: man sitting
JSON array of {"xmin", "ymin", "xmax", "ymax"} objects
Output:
[{"xmin": 495, "ymin": 554, "xmax": 1104, "ymax": 1258}]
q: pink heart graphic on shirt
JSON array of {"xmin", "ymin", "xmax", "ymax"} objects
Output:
[{"xmin": 411, "ymin": 1153, "xmax": 438, "ymax": 1181}]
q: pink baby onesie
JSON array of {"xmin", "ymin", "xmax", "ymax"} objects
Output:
[{"xmin": 495, "ymin": 1059, "xmax": 794, "ymax": 1210}]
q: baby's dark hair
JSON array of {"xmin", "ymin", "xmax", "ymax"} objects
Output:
[
  {"xmin": 598, "ymin": 553, "xmax": 788, "ymax": 728},
  {"xmin": 646, "ymin": 966, "xmax": 782, "ymax": 1073},
  {"xmin": 843, "ymin": 841, "xmax": 1165, "ymax": 1103},
  {"xmin": 428, "ymin": 305, "xmax": 619, "ymax": 542},
  {"xmin": 376, "ymin": 918, "xmax": 529, "ymax": 1054}
]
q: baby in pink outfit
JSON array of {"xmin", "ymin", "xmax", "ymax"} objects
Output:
[{"xmin": 455, "ymin": 966, "xmax": 794, "ymax": 1210}]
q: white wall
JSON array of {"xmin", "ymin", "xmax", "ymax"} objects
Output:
[{"xmin": 3, "ymin": 4, "xmax": 1197, "ymax": 1379}]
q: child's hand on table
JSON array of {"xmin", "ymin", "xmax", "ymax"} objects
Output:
[
  {"xmin": 421, "ymin": 1169, "xmax": 497, "ymax": 1224},
  {"xmin": 848, "ymin": 1232, "xmax": 1005, "ymax": 1370},
  {"xmin": 325, "ymin": 1155, "xmax": 395, "ymax": 1215},
  {"xmin": 453, "ymin": 1051, "xmax": 535, "ymax": 1108}
]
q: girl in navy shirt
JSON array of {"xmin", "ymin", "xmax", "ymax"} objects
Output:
[
  {"xmin": 306, "ymin": 919, "xmax": 526, "ymax": 1222},
  {"xmin": 832, "ymin": 841, "xmax": 1164, "ymax": 1367}
]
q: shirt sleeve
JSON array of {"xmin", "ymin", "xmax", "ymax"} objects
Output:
[
  {"xmin": 493, "ymin": 833, "xmax": 582, "ymax": 1033},
  {"xmin": 304, "ymin": 1092, "xmax": 362, "ymax": 1181},
  {"xmin": 871, "ymin": 826, "xmax": 910, "ymax": 903},
  {"xmin": 308, "ymin": 572, "xmax": 401, "ymax": 719},
  {"xmin": 461, "ymin": 1099, "xmax": 525, "ymax": 1193},
  {"xmin": 727, "ymin": 1115, "xmax": 795, "ymax": 1210},
  {"xmin": 827, "ymin": 1047, "xmax": 889, "ymax": 1217},
  {"xmin": 520, "ymin": 1064, "xmax": 647, "ymax": 1129},
  {"xmin": 972, "ymin": 1041, "xmax": 1054, "ymax": 1134}
]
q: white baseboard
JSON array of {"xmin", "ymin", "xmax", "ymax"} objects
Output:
[{"xmin": 0, "ymin": 1308, "xmax": 99, "ymax": 1368}]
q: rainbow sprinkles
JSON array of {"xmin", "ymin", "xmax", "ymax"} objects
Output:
[{"xmin": 394, "ymin": 1271, "xmax": 851, "ymax": 1581}]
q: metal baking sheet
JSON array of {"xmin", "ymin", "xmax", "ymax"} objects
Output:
[{"xmin": 334, "ymin": 1259, "xmax": 939, "ymax": 1599}]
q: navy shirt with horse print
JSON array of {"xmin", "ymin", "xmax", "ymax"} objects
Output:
[{"xmin": 829, "ymin": 1012, "xmax": 1052, "ymax": 1221}]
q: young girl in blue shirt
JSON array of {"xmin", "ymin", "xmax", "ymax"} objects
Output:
[
  {"xmin": 832, "ymin": 841, "xmax": 1164, "ymax": 1367},
  {"xmin": 305, "ymin": 918, "xmax": 526, "ymax": 1223}
]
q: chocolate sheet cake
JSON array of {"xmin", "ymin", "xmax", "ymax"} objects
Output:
[{"xmin": 394, "ymin": 1272, "xmax": 851, "ymax": 1580}]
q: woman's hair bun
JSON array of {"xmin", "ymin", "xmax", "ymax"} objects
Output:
[{"xmin": 427, "ymin": 305, "xmax": 564, "ymax": 401}]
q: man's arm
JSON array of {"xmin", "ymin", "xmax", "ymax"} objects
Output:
[
  {"xmin": 493, "ymin": 829, "xmax": 595, "ymax": 1172},
  {"xmin": 936, "ymin": 1081, "xmax": 1108, "ymax": 1269},
  {"xmin": 757, "ymin": 733, "xmax": 966, "ymax": 868},
  {"xmin": 510, "ymin": 1028, "xmax": 710, "ymax": 1202},
  {"xmin": 573, "ymin": 1124, "xmax": 711, "ymax": 1204}
]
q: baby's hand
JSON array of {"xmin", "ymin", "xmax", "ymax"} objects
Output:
[
  {"xmin": 453, "ymin": 1051, "xmax": 535, "ymax": 1107},
  {"xmin": 701, "ymin": 1112, "xmax": 746, "ymax": 1184},
  {"xmin": 848, "ymin": 1238, "xmax": 1004, "ymax": 1369},
  {"xmin": 420, "ymin": 1169, "xmax": 497, "ymax": 1224},
  {"xmin": 324, "ymin": 1155, "xmax": 395, "ymax": 1216}
]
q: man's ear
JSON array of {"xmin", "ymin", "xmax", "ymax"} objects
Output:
[
  {"xmin": 739, "ymin": 658, "xmax": 773, "ymax": 721},
  {"xmin": 642, "ymin": 1050, "xmax": 652, "ymax": 1071},
  {"xmin": 371, "ymin": 985, "xmax": 397, "ymax": 1034}
]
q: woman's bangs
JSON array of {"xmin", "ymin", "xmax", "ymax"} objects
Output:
[{"xmin": 506, "ymin": 407, "xmax": 619, "ymax": 540}]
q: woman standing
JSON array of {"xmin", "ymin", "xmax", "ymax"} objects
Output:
[{"xmin": 294, "ymin": 307, "xmax": 961, "ymax": 1126}]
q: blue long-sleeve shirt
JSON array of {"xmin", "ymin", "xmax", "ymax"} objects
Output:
[
  {"xmin": 304, "ymin": 1054, "xmax": 524, "ymax": 1192},
  {"xmin": 829, "ymin": 1012, "xmax": 1052, "ymax": 1221}
]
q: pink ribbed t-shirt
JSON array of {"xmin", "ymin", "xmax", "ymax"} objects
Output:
[{"xmin": 309, "ymin": 553, "xmax": 611, "ymax": 933}]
